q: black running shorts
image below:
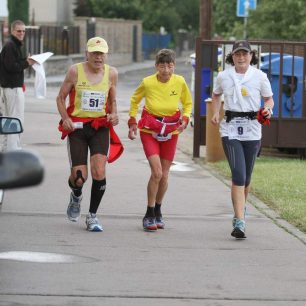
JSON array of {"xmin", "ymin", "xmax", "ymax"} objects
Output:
[{"xmin": 67, "ymin": 123, "xmax": 110, "ymax": 167}]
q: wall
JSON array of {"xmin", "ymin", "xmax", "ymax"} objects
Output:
[
  {"xmin": 29, "ymin": 0, "xmax": 75, "ymax": 25},
  {"xmin": 41, "ymin": 52, "xmax": 140, "ymax": 77},
  {"xmin": 74, "ymin": 17, "xmax": 142, "ymax": 64},
  {"xmin": 43, "ymin": 54, "xmax": 84, "ymax": 76}
]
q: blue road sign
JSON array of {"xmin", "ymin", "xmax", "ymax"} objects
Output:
[{"xmin": 237, "ymin": 0, "xmax": 257, "ymax": 17}]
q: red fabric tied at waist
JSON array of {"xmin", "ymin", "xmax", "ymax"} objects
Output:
[
  {"xmin": 137, "ymin": 108, "xmax": 181, "ymax": 135},
  {"xmin": 58, "ymin": 116, "xmax": 124, "ymax": 163}
]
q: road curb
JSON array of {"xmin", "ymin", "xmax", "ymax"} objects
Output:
[{"xmin": 191, "ymin": 156, "xmax": 306, "ymax": 246}]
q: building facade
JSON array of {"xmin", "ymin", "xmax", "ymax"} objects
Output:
[{"xmin": 29, "ymin": 0, "xmax": 75, "ymax": 25}]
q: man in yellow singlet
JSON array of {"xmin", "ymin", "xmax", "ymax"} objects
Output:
[{"xmin": 56, "ymin": 37, "xmax": 121, "ymax": 232}]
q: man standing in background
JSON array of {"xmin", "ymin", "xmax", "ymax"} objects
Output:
[{"xmin": 0, "ymin": 20, "xmax": 36, "ymax": 150}]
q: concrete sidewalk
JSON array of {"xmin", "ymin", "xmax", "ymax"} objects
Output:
[
  {"xmin": 25, "ymin": 57, "xmax": 182, "ymax": 88},
  {"xmin": 24, "ymin": 55, "xmax": 193, "ymax": 90},
  {"xmin": 1, "ymin": 61, "xmax": 306, "ymax": 306}
]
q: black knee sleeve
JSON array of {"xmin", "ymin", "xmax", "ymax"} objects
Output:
[
  {"xmin": 68, "ymin": 178, "xmax": 83, "ymax": 197},
  {"xmin": 74, "ymin": 170, "xmax": 85, "ymax": 185}
]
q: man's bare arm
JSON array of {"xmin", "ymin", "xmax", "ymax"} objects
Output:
[
  {"xmin": 56, "ymin": 65, "xmax": 77, "ymax": 131},
  {"xmin": 107, "ymin": 66, "xmax": 119, "ymax": 126}
]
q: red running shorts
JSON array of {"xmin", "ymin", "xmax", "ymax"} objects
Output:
[{"xmin": 140, "ymin": 131, "xmax": 178, "ymax": 161}]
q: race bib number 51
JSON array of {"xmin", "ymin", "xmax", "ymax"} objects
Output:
[
  {"xmin": 228, "ymin": 117, "xmax": 252, "ymax": 140},
  {"xmin": 81, "ymin": 90, "xmax": 106, "ymax": 112}
]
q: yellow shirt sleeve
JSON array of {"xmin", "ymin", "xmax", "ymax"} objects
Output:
[
  {"xmin": 129, "ymin": 80, "xmax": 145, "ymax": 118},
  {"xmin": 129, "ymin": 73, "xmax": 193, "ymax": 119},
  {"xmin": 180, "ymin": 78, "xmax": 193, "ymax": 118}
]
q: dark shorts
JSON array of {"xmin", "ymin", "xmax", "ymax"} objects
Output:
[
  {"xmin": 222, "ymin": 137, "xmax": 261, "ymax": 186},
  {"xmin": 140, "ymin": 131, "xmax": 178, "ymax": 161},
  {"xmin": 68, "ymin": 123, "xmax": 110, "ymax": 167}
]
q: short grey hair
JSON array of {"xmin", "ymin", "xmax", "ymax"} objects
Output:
[{"xmin": 11, "ymin": 20, "xmax": 25, "ymax": 32}]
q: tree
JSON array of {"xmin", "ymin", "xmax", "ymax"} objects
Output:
[
  {"xmin": 83, "ymin": 0, "xmax": 142, "ymax": 20},
  {"xmin": 212, "ymin": 0, "xmax": 306, "ymax": 41},
  {"xmin": 247, "ymin": 0, "xmax": 306, "ymax": 40},
  {"xmin": 74, "ymin": 0, "xmax": 199, "ymax": 42},
  {"xmin": 74, "ymin": 0, "xmax": 93, "ymax": 17},
  {"xmin": 140, "ymin": 0, "xmax": 180, "ymax": 33},
  {"xmin": 7, "ymin": 0, "xmax": 29, "ymax": 26},
  {"xmin": 213, "ymin": 0, "xmax": 241, "ymax": 39},
  {"xmin": 164, "ymin": 0, "xmax": 199, "ymax": 33}
]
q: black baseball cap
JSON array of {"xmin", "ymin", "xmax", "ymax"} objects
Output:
[{"xmin": 232, "ymin": 40, "xmax": 251, "ymax": 53}]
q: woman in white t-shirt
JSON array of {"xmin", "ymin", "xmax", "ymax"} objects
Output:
[{"xmin": 211, "ymin": 40, "xmax": 274, "ymax": 239}]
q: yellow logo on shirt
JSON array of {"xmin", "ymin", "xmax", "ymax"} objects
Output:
[{"xmin": 241, "ymin": 86, "xmax": 249, "ymax": 97}]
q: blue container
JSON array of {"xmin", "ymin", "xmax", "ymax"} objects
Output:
[
  {"xmin": 142, "ymin": 33, "xmax": 172, "ymax": 59},
  {"xmin": 190, "ymin": 48, "xmax": 222, "ymax": 116},
  {"xmin": 190, "ymin": 56, "xmax": 211, "ymax": 116},
  {"xmin": 260, "ymin": 52, "xmax": 288, "ymax": 65},
  {"xmin": 261, "ymin": 54, "xmax": 303, "ymax": 118},
  {"xmin": 200, "ymin": 68, "xmax": 211, "ymax": 115}
]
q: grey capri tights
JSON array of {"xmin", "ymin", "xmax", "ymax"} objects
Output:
[{"xmin": 222, "ymin": 137, "xmax": 261, "ymax": 187}]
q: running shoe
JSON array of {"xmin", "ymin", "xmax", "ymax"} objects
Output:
[
  {"xmin": 232, "ymin": 207, "xmax": 247, "ymax": 227},
  {"xmin": 67, "ymin": 193, "xmax": 82, "ymax": 222},
  {"xmin": 231, "ymin": 218, "xmax": 246, "ymax": 239},
  {"xmin": 156, "ymin": 215, "xmax": 165, "ymax": 229},
  {"xmin": 143, "ymin": 217, "xmax": 157, "ymax": 231},
  {"xmin": 86, "ymin": 213, "xmax": 103, "ymax": 232},
  {"xmin": 232, "ymin": 217, "xmax": 238, "ymax": 228}
]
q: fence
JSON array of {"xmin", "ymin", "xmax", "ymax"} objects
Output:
[
  {"xmin": 193, "ymin": 39, "xmax": 306, "ymax": 159},
  {"xmin": 25, "ymin": 25, "xmax": 80, "ymax": 56},
  {"xmin": 142, "ymin": 33, "xmax": 171, "ymax": 59},
  {"xmin": 0, "ymin": 22, "xmax": 4, "ymax": 50}
]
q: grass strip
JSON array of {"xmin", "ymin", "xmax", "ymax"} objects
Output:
[{"xmin": 209, "ymin": 156, "xmax": 306, "ymax": 233}]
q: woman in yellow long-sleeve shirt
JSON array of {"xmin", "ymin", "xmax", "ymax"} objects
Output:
[{"xmin": 128, "ymin": 49, "xmax": 192, "ymax": 231}]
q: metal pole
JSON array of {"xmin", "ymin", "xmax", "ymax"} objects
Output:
[
  {"xmin": 200, "ymin": 0, "xmax": 212, "ymax": 39},
  {"xmin": 193, "ymin": 0, "xmax": 213, "ymax": 158},
  {"xmin": 243, "ymin": 17, "xmax": 248, "ymax": 39},
  {"xmin": 243, "ymin": 0, "xmax": 250, "ymax": 39}
]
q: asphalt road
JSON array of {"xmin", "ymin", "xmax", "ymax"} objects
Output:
[{"xmin": 1, "ymin": 59, "xmax": 306, "ymax": 306}]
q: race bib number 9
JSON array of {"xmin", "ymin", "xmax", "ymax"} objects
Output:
[
  {"xmin": 228, "ymin": 118, "xmax": 252, "ymax": 140},
  {"xmin": 81, "ymin": 90, "xmax": 106, "ymax": 112}
]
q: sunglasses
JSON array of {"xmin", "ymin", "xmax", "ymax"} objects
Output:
[{"xmin": 16, "ymin": 30, "xmax": 26, "ymax": 33}]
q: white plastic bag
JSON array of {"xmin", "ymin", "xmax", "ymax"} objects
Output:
[{"xmin": 30, "ymin": 52, "xmax": 53, "ymax": 99}]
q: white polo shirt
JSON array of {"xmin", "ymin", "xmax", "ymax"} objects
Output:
[{"xmin": 213, "ymin": 66, "xmax": 273, "ymax": 140}]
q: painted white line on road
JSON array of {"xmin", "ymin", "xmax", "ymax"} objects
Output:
[{"xmin": 0, "ymin": 251, "xmax": 96, "ymax": 263}]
